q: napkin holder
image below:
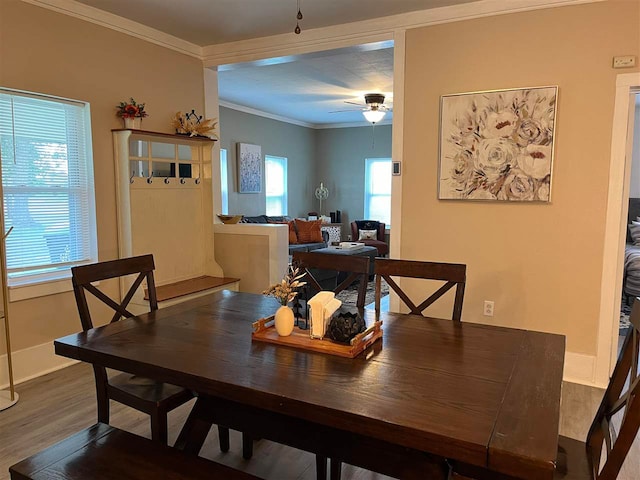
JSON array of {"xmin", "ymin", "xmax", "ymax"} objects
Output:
[{"xmin": 308, "ymin": 291, "xmax": 342, "ymax": 339}]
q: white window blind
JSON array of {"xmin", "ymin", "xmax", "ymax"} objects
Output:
[
  {"xmin": 364, "ymin": 158, "xmax": 392, "ymax": 227},
  {"xmin": 265, "ymin": 155, "xmax": 287, "ymax": 216},
  {"xmin": 0, "ymin": 90, "xmax": 97, "ymax": 285},
  {"xmin": 220, "ymin": 148, "xmax": 228, "ymax": 215}
]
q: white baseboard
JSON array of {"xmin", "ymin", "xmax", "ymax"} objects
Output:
[
  {"xmin": 0, "ymin": 341, "xmax": 78, "ymax": 390},
  {"xmin": 564, "ymin": 351, "xmax": 607, "ymax": 388}
]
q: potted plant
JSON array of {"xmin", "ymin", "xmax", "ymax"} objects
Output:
[{"xmin": 116, "ymin": 98, "xmax": 148, "ymax": 129}]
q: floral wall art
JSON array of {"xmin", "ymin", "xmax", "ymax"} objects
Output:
[
  {"xmin": 438, "ymin": 86, "xmax": 557, "ymax": 201},
  {"xmin": 237, "ymin": 142, "xmax": 262, "ymax": 193}
]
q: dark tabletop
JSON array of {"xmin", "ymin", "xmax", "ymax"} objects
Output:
[{"xmin": 55, "ymin": 290, "xmax": 565, "ymax": 479}]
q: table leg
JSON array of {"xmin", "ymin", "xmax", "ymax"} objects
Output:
[{"xmin": 174, "ymin": 396, "xmax": 214, "ymax": 454}]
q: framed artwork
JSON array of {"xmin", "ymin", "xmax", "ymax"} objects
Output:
[
  {"xmin": 237, "ymin": 143, "xmax": 262, "ymax": 193},
  {"xmin": 438, "ymin": 86, "xmax": 557, "ymax": 202}
]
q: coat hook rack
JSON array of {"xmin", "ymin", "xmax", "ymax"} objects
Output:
[{"xmin": 146, "ymin": 171, "xmax": 154, "ymax": 184}]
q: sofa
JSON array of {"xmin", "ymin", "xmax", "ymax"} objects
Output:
[{"xmin": 241, "ymin": 215, "xmax": 328, "ymax": 254}]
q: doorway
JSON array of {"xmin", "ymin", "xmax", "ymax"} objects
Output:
[
  {"xmin": 620, "ymin": 93, "xmax": 640, "ymax": 350},
  {"xmin": 597, "ymin": 73, "xmax": 640, "ymax": 387}
]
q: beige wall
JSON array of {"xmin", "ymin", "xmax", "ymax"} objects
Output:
[
  {"xmin": 403, "ymin": 0, "xmax": 640, "ymax": 355},
  {"xmin": 1, "ymin": 0, "xmax": 639, "ymax": 362},
  {"xmin": 0, "ymin": 1, "xmax": 205, "ymax": 352}
]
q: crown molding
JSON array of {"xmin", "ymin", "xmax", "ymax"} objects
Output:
[
  {"xmin": 219, "ymin": 101, "xmax": 315, "ymax": 128},
  {"xmin": 21, "ymin": 0, "xmax": 601, "ymax": 65},
  {"xmin": 315, "ymin": 119, "xmax": 393, "ymax": 130},
  {"xmin": 20, "ymin": 0, "xmax": 203, "ymax": 58},
  {"xmin": 219, "ymin": 100, "xmax": 393, "ymax": 130},
  {"xmin": 202, "ymin": 0, "xmax": 603, "ymax": 66}
]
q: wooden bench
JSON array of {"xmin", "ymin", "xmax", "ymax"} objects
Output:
[
  {"xmin": 9, "ymin": 423, "xmax": 262, "ymax": 480},
  {"xmin": 143, "ymin": 275, "xmax": 240, "ymax": 308}
]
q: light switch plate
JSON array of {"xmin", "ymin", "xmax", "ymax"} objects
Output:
[{"xmin": 613, "ymin": 56, "xmax": 636, "ymax": 68}]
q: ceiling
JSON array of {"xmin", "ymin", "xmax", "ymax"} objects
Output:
[
  {"xmin": 74, "ymin": 0, "xmax": 477, "ymax": 46},
  {"xmin": 218, "ymin": 44, "xmax": 394, "ymax": 127},
  {"xmin": 72, "ymin": 0, "xmax": 478, "ymax": 127}
]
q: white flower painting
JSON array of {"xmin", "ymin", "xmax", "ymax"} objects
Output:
[
  {"xmin": 237, "ymin": 143, "xmax": 262, "ymax": 193},
  {"xmin": 439, "ymin": 86, "xmax": 557, "ymax": 201}
]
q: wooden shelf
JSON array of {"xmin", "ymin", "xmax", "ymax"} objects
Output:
[
  {"xmin": 111, "ymin": 129, "xmax": 217, "ymax": 143},
  {"xmin": 146, "ymin": 275, "xmax": 240, "ymax": 302}
]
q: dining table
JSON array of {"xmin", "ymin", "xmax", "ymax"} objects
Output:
[{"xmin": 54, "ymin": 290, "xmax": 565, "ymax": 480}]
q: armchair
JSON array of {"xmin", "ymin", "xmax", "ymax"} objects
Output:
[{"xmin": 350, "ymin": 220, "xmax": 388, "ymax": 256}]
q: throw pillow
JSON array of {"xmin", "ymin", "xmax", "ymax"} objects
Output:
[
  {"xmin": 358, "ymin": 229, "xmax": 378, "ymax": 241},
  {"xmin": 630, "ymin": 223, "xmax": 640, "ymax": 245},
  {"xmin": 268, "ymin": 219, "xmax": 298, "ymax": 244},
  {"xmin": 295, "ymin": 219, "xmax": 323, "ymax": 244}
]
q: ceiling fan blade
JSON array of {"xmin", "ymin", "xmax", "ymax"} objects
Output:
[
  {"xmin": 329, "ymin": 109, "xmax": 363, "ymax": 113},
  {"xmin": 344, "ymin": 101, "xmax": 365, "ymax": 106}
]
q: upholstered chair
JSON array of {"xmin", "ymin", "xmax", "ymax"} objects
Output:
[{"xmin": 350, "ymin": 220, "xmax": 388, "ymax": 256}]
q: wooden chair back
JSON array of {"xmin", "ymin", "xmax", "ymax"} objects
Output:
[
  {"xmin": 374, "ymin": 258, "xmax": 466, "ymax": 320},
  {"xmin": 292, "ymin": 251, "xmax": 370, "ymax": 308},
  {"xmin": 586, "ymin": 297, "xmax": 640, "ymax": 479},
  {"xmin": 71, "ymin": 254, "xmax": 158, "ymax": 331}
]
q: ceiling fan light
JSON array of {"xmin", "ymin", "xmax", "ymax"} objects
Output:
[{"xmin": 363, "ymin": 109, "xmax": 385, "ymax": 124}]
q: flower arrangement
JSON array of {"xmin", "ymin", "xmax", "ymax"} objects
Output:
[
  {"xmin": 262, "ymin": 266, "xmax": 306, "ymax": 306},
  {"xmin": 439, "ymin": 87, "xmax": 556, "ymax": 201},
  {"xmin": 172, "ymin": 110, "xmax": 218, "ymax": 138},
  {"xmin": 116, "ymin": 98, "xmax": 148, "ymax": 118}
]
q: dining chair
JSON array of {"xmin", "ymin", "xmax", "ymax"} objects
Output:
[
  {"xmin": 452, "ymin": 298, "xmax": 640, "ymax": 480},
  {"xmin": 292, "ymin": 251, "xmax": 371, "ymax": 478},
  {"xmin": 292, "ymin": 251, "xmax": 371, "ymax": 309},
  {"xmin": 71, "ymin": 254, "xmax": 199, "ymax": 445},
  {"xmin": 325, "ymin": 258, "xmax": 466, "ymax": 480},
  {"xmin": 555, "ymin": 297, "xmax": 640, "ymax": 479},
  {"xmin": 374, "ymin": 258, "xmax": 466, "ymax": 320}
]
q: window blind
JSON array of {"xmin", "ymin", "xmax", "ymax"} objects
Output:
[
  {"xmin": 265, "ymin": 155, "xmax": 287, "ymax": 216},
  {"xmin": 0, "ymin": 90, "xmax": 97, "ymax": 284},
  {"xmin": 364, "ymin": 158, "xmax": 392, "ymax": 226}
]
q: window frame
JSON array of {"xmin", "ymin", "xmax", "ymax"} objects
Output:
[
  {"xmin": 220, "ymin": 148, "xmax": 228, "ymax": 215},
  {"xmin": 364, "ymin": 157, "xmax": 392, "ymax": 227},
  {"xmin": 264, "ymin": 155, "xmax": 288, "ymax": 216},
  {"xmin": 0, "ymin": 88, "xmax": 97, "ymax": 299}
]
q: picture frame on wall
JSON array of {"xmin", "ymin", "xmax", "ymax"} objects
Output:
[
  {"xmin": 438, "ymin": 85, "xmax": 557, "ymax": 202},
  {"xmin": 237, "ymin": 143, "xmax": 262, "ymax": 193}
]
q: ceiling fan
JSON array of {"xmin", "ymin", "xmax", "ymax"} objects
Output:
[{"xmin": 331, "ymin": 93, "xmax": 392, "ymax": 124}]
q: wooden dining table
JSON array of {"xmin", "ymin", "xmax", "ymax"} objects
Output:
[{"xmin": 54, "ymin": 290, "xmax": 565, "ymax": 480}]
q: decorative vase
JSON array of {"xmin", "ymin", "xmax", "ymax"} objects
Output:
[
  {"xmin": 123, "ymin": 117, "xmax": 142, "ymax": 129},
  {"xmin": 274, "ymin": 305, "xmax": 295, "ymax": 336}
]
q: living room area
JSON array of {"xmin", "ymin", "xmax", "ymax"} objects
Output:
[{"xmin": 212, "ymin": 44, "xmax": 394, "ymax": 295}]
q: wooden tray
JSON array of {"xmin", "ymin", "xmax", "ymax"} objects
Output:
[{"xmin": 252, "ymin": 316, "xmax": 383, "ymax": 358}]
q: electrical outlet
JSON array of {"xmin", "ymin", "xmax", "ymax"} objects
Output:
[{"xmin": 483, "ymin": 300, "xmax": 494, "ymax": 317}]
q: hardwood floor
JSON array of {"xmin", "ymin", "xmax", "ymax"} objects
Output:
[{"xmin": 0, "ymin": 363, "xmax": 637, "ymax": 480}]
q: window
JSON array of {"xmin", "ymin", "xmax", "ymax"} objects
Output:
[
  {"xmin": 220, "ymin": 148, "xmax": 228, "ymax": 215},
  {"xmin": 0, "ymin": 89, "xmax": 97, "ymax": 286},
  {"xmin": 364, "ymin": 158, "xmax": 392, "ymax": 226},
  {"xmin": 265, "ymin": 155, "xmax": 287, "ymax": 216}
]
